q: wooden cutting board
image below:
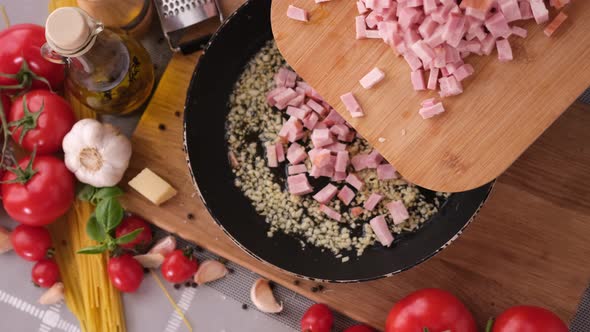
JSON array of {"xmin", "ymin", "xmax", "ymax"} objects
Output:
[
  {"xmin": 119, "ymin": 48, "xmax": 590, "ymax": 329},
  {"xmin": 270, "ymin": 0, "xmax": 590, "ymax": 192}
]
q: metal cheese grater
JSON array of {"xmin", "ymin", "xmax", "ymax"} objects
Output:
[{"xmin": 153, "ymin": 0, "xmax": 223, "ymax": 52}]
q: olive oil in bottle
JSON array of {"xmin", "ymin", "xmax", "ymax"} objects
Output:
[{"xmin": 42, "ymin": 7, "xmax": 154, "ymax": 115}]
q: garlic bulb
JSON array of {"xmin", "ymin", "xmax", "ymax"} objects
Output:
[
  {"xmin": 63, "ymin": 119, "xmax": 132, "ymax": 187},
  {"xmin": 250, "ymin": 278, "xmax": 283, "ymax": 313}
]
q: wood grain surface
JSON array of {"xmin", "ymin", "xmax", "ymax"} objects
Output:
[
  {"xmin": 120, "ymin": 51, "xmax": 590, "ymax": 330},
  {"xmin": 270, "ymin": 0, "xmax": 590, "ymax": 192}
]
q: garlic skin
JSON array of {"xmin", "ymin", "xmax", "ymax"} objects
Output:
[
  {"xmin": 134, "ymin": 253, "xmax": 165, "ymax": 269},
  {"xmin": 193, "ymin": 260, "xmax": 228, "ymax": 285},
  {"xmin": 250, "ymin": 278, "xmax": 283, "ymax": 313},
  {"xmin": 63, "ymin": 119, "xmax": 132, "ymax": 187},
  {"xmin": 39, "ymin": 282, "xmax": 64, "ymax": 305},
  {"xmin": 0, "ymin": 227, "xmax": 12, "ymax": 254}
]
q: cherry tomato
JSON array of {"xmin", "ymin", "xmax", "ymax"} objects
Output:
[
  {"xmin": 301, "ymin": 304, "xmax": 334, "ymax": 332},
  {"xmin": 9, "ymin": 90, "xmax": 75, "ymax": 154},
  {"xmin": 0, "ymin": 94, "xmax": 9, "ymax": 112},
  {"xmin": 107, "ymin": 254, "xmax": 144, "ymax": 293},
  {"xmin": 2, "ymin": 154, "xmax": 74, "ymax": 226},
  {"xmin": 491, "ymin": 305, "xmax": 568, "ymax": 332},
  {"xmin": 385, "ymin": 288, "xmax": 477, "ymax": 332},
  {"xmin": 344, "ymin": 325, "xmax": 375, "ymax": 332},
  {"xmin": 115, "ymin": 215, "xmax": 153, "ymax": 250},
  {"xmin": 160, "ymin": 250, "xmax": 199, "ymax": 283},
  {"xmin": 0, "ymin": 24, "xmax": 64, "ymax": 94},
  {"xmin": 32, "ymin": 258, "xmax": 60, "ymax": 288},
  {"xmin": 10, "ymin": 224, "xmax": 52, "ymax": 261}
]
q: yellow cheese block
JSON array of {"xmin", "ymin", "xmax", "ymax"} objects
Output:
[{"xmin": 128, "ymin": 168, "xmax": 177, "ymax": 205}]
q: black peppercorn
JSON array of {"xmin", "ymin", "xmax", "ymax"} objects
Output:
[
  {"xmin": 241, "ymin": 304, "xmax": 248, "ymax": 310},
  {"xmin": 158, "ymin": 124, "xmax": 166, "ymax": 131},
  {"xmin": 174, "ymin": 284, "xmax": 181, "ymax": 290}
]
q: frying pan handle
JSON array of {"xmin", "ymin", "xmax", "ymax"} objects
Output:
[{"xmin": 178, "ymin": 34, "xmax": 213, "ymax": 55}]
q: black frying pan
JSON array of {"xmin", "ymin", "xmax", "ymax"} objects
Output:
[{"xmin": 183, "ymin": 0, "xmax": 494, "ymax": 282}]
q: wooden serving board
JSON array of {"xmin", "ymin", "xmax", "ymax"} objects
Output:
[
  {"xmin": 120, "ymin": 46, "xmax": 590, "ymax": 329},
  {"xmin": 270, "ymin": 0, "xmax": 590, "ymax": 192}
]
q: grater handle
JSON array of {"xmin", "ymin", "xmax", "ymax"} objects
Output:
[{"xmin": 178, "ymin": 34, "xmax": 212, "ymax": 54}]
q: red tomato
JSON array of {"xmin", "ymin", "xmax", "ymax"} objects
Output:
[
  {"xmin": 0, "ymin": 94, "xmax": 9, "ymax": 112},
  {"xmin": 115, "ymin": 215, "xmax": 153, "ymax": 250},
  {"xmin": 107, "ymin": 254, "xmax": 144, "ymax": 293},
  {"xmin": 344, "ymin": 325, "xmax": 375, "ymax": 332},
  {"xmin": 9, "ymin": 90, "xmax": 75, "ymax": 154},
  {"xmin": 2, "ymin": 154, "xmax": 74, "ymax": 226},
  {"xmin": 385, "ymin": 288, "xmax": 477, "ymax": 332},
  {"xmin": 492, "ymin": 306, "xmax": 568, "ymax": 332},
  {"xmin": 10, "ymin": 224, "xmax": 52, "ymax": 261},
  {"xmin": 301, "ymin": 304, "xmax": 334, "ymax": 332},
  {"xmin": 161, "ymin": 250, "xmax": 199, "ymax": 283},
  {"xmin": 0, "ymin": 24, "xmax": 64, "ymax": 93},
  {"xmin": 32, "ymin": 258, "xmax": 60, "ymax": 288}
]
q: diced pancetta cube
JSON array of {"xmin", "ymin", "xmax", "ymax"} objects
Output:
[
  {"xmin": 325, "ymin": 142, "xmax": 347, "ymax": 153},
  {"xmin": 287, "ymin": 174, "xmax": 313, "ymax": 195},
  {"xmin": 433, "ymin": 46, "xmax": 446, "ymax": 68},
  {"xmin": 302, "ymin": 112, "xmax": 319, "ymax": 130},
  {"xmin": 287, "ymin": 94, "xmax": 305, "ymax": 107},
  {"xmin": 286, "ymin": 106, "xmax": 310, "ymax": 120},
  {"xmin": 323, "ymin": 109, "xmax": 346, "ymax": 126},
  {"xmin": 288, "ymin": 164, "xmax": 308, "ymax": 175},
  {"xmin": 427, "ymin": 68, "xmax": 440, "ymax": 90},
  {"xmin": 370, "ymin": 215, "xmax": 394, "ymax": 246},
  {"xmin": 373, "ymin": 0, "xmax": 393, "ymax": 10},
  {"xmin": 403, "ymin": 52, "xmax": 424, "ymax": 72},
  {"xmin": 266, "ymin": 143, "xmax": 278, "ymax": 168},
  {"xmin": 377, "ymin": 164, "xmax": 398, "ymax": 180},
  {"xmin": 274, "ymin": 68, "xmax": 288, "ymax": 87},
  {"xmin": 365, "ymin": 11, "xmax": 381, "ymax": 29},
  {"xmin": 519, "ymin": 1, "xmax": 533, "ymax": 20},
  {"xmin": 377, "ymin": 21, "xmax": 399, "ymax": 45},
  {"xmin": 266, "ymin": 87, "xmax": 287, "ymax": 107},
  {"xmin": 335, "ymin": 151, "xmax": 350, "ymax": 173},
  {"xmin": 485, "ymin": 12, "xmax": 511, "ymax": 38},
  {"xmin": 544, "ymin": 12, "xmax": 567, "ymax": 37},
  {"xmin": 406, "ymin": 0, "xmax": 423, "ymax": 7},
  {"xmin": 357, "ymin": 0, "xmax": 369, "ymax": 14},
  {"xmin": 411, "ymin": 40, "xmax": 436, "ymax": 64},
  {"xmin": 330, "ymin": 124, "xmax": 350, "ymax": 141},
  {"xmin": 550, "ymin": 0, "xmax": 569, "ymax": 9},
  {"xmin": 311, "ymin": 128, "xmax": 334, "ymax": 148},
  {"xmin": 411, "ymin": 70, "xmax": 426, "ymax": 91},
  {"xmin": 356, "ymin": 15, "xmax": 368, "ymax": 39},
  {"xmin": 311, "ymin": 148, "xmax": 332, "ymax": 167},
  {"xmin": 530, "ymin": 0, "xmax": 549, "ymax": 24},
  {"xmin": 453, "ymin": 63, "xmax": 474, "ymax": 81},
  {"xmin": 273, "ymin": 88, "xmax": 298, "ymax": 110},
  {"xmin": 480, "ymin": 34, "xmax": 496, "ymax": 55},
  {"xmin": 345, "ymin": 173, "xmax": 364, "ymax": 190},
  {"xmin": 431, "ymin": 3, "xmax": 452, "ymax": 24},
  {"xmin": 366, "ymin": 150, "xmax": 383, "ymax": 168},
  {"xmin": 398, "ymin": 7, "xmax": 421, "ymax": 30},
  {"xmin": 499, "ymin": 0, "xmax": 521, "ymax": 22},
  {"xmin": 286, "ymin": 143, "xmax": 307, "ymax": 164},
  {"xmin": 422, "ymin": 98, "xmax": 436, "ymax": 107},
  {"xmin": 511, "ymin": 26, "xmax": 527, "ymax": 38},
  {"xmin": 306, "ymin": 99, "xmax": 327, "ymax": 117},
  {"xmin": 359, "ymin": 67, "xmax": 385, "ymax": 89},
  {"xmin": 465, "ymin": 7, "xmax": 486, "ymax": 20},
  {"xmin": 276, "ymin": 143, "xmax": 285, "ymax": 163},
  {"xmin": 340, "ymin": 92, "xmax": 365, "ymax": 118},
  {"xmin": 320, "ymin": 205, "xmax": 341, "ymax": 221},
  {"xmin": 351, "ymin": 207, "xmax": 364, "ymax": 217},
  {"xmin": 496, "ymin": 38, "xmax": 513, "ymax": 62},
  {"xmin": 337, "ymin": 186, "xmax": 356, "ymax": 205},
  {"xmin": 287, "ymin": 5, "xmax": 309, "ymax": 22},
  {"xmin": 419, "ymin": 101, "xmax": 446, "ymax": 119},
  {"xmin": 332, "ymin": 171, "xmax": 347, "ymax": 182},
  {"xmin": 297, "ymin": 81, "xmax": 313, "ymax": 96},
  {"xmin": 438, "ymin": 76, "xmax": 463, "ymax": 97},
  {"xmin": 386, "ymin": 200, "xmax": 410, "ymax": 225},
  {"xmin": 366, "ymin": 29, "xmax": 382, "ymax": 39},
  {"xmin": 310, "ymin": 165, "xmax": 334, "ymax": 178},
  {"xmin": 423, "ymin": 0, "xmax": 437, "ymax": 14},
  {"xmin": 313, "ymin": 184, "xmax": 339, "ymax": 204},
  {"xmin": 364, "ymin": 193, "xmax": 384, "ymax": 211},
  {"xmin": 442, "ymin": 14, "xmax": 467, "ymax": 47},
  {"xmin": 351, "ymin": 154, "xmax": 369, "ymax": 171},
  {"xmin": 444, "ymin": 44, "xmax": 461, "ymax": 64}
]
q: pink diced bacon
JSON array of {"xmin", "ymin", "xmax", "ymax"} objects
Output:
[
  {"xmin": 386, "ymin": 200, "xmax": 410, "ymax": 224},
  {"xmin": 411, "ymin": 70, "xmax": 426, "ymax": 91},
  {"xmin": 286, "ymin": 143, "xmax": 307, "ymax": 164},
  {"xmin": 288, "ymin": 174, "xmax": 313, "ymax": 195},
  {"xmin": 287, "ymin": 5, "xmax": 308, "ymax": 22},
  {"xmin": 266, "ymin": 143, "xmax": 278, "ymax": 168},
  {"xmin": 496, "ymin": 38, "xmax": 513, "ymax": 62},
  {"xmin": 276, "ymin": 143, "xmax": 285, "ymax": 163},
  {"xmin": 364, "ymin": 193, "xmax": 384, "ymax": 211},
  {"xmin": 337, "ymin": 186, "xmax": 356, "ymax": 205},
  {"xmin": 530, "ymin": 0, "xmax": 549, "ymax": 24},
  {"xmin": 370, "ymin": 215, "xmax": 394, "ymax": 247},
  {"xmin": 340, "ymin": 92, "xmax": 365, "ymax": 118},
  {"xmin": 335, "ymin": 151, "xmax": 349, "ymax": 173},
  {"xmin": 359, "ymin": 67, "xmax": 386, "ymax": 89},
  {"xmin": 320, "ymin": 205, "xmax": 342, "ymax": 221},
  {"xmin": 288, "ymin": 164, "xmax": 308, "ymax": 175},
  {"xmin": 377, "ymin": 164, "xmax": 398, "ymax": 180},
  {"xmin": 345, "ymin": 173, "xmax": 365, "ymax": 190},
  {"xmin": 419, "ymin": 101, "xmax": 446, "ymax": 119},
  {"xmin": 313, "ymin": 184, "xmax": 339, "ymax": 204}
]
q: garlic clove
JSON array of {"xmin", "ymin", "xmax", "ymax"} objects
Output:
[
  {"xmin": 193, "ymin": 260, "xmax": 228, "ymax": 285},
  {"xmin": 148, "ymin": 236, "xmax": 177, "ymax": 257},
  {"xmin": 134, "ymin": 253, "xmax": 165, "ymax": 269},
  {"xmin": 39, "ymin": 282, "xmax": 64, "ymax": 305},
  {"xmin": 0, "ymin": 227, "xmax": 12, "ymax": 254},
  {"xmin": 250, "ymin": 278, "xmax": 283, "ymax": 313}
]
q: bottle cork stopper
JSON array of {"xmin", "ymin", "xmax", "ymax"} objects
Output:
[{"xmin": 45, "ymin": 7, "xmax": 91, "ymax": 52}]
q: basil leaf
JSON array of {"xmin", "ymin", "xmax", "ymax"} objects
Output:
[
  {"xmin": 93, "ymin": 187, "xmax": 124, "ymax": 204},
  {"xmin": 86, "ymin": 213, "xmax": 106, "ymax": 242},
  {"xmin": 77, "ymin": 185, "xmax": 97, "ymax": 202},
  {"xmin": 96, "ymin": 197, "xmax": 124, "ymax": 233},
  {"xmin": 115, "ymin": 228, "xmax": 143, "ymax": 245},
  {"xmin": 77, "ymin": 244, "xmax": 108, "ymax": 255}
]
